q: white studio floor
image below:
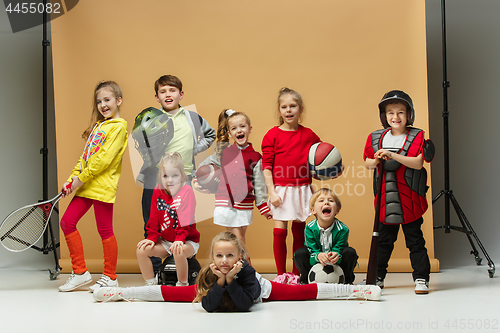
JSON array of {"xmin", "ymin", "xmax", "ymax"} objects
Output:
[{"xmin": 0, "ymin": 265, "xmax": 498, "ymax": 333}]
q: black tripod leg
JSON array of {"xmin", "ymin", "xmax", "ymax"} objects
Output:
[
  {"xmin": 47, "ymin": 217, "xmax": 61, "ymax": 280},
  {"xmin": 449, "ymin": 192, "xmax": 495, "ymax": 278},
  {"xmin": 448, "ymin": 195, "xmax": 482, "ymax": 264},
  {"xmin": 432, "ymin": 190, "xmax": 445, "ymax": 204}
]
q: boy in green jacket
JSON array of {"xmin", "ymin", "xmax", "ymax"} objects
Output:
[{"xmin": 294, "ymin": 188, "xmax": 358, "ymax": 284}]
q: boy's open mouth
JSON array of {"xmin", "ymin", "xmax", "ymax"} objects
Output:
[
  {"xmin": 322, "ymin": 206, "xmax": 332, "ymax": 216},
  {"xmin": 236, "ymin": 134, "xmax": 245, "ymax": 140}
]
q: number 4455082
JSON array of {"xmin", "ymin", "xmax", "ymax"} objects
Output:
[
  {"xmin": 444, "ymin": 319, "xmax": 498, "ymax": 330},
  {"xmin": 5, "ymin": 2, "xmax": 61, "ymax": 14}
]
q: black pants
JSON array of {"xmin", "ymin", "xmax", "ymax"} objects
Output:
[
  {"xmin": 377, "ymin": 217, "xmax": 430, "ymax": 281},
  {"xmin": 294, "ymin": 246, "xmax": 358, "ymax": 284}
]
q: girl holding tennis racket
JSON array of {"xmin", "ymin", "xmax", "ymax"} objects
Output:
[{"xmin": 58, "ymin": 81, "xmax": 128, "ymax": 292}]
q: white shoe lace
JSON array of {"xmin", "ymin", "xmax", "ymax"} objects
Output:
[
  {"xmin": 62, "ymin": 272, "xmax": 77, "ymax": 286},
  {"xmin": 98, "ymin": 289, "xmax": 131, "ymax": 303},
  {"xmin": 348, "ymin": 288, "xmax": 369, "ymax": 302}
]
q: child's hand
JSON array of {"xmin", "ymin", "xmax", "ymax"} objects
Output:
[
  {"xmin": 61, "ymin": 182, "xmax": 72, "ymax": 198},
  {"xmin": 192, "ymin": 178, "xmax": 211, "ymax": 194},
  {"xmin": 210, "ymin": 263, "xmax": 226, "ymax": 286},
  {"xmin": 70, "ymin": 176, "xmax": 84, "ymax": 191},
  {"xmin": 169, "ymin": 241, "xmax": 184, "ymax": 255},
  {"xmin": 226, "ymin": 260, "xmax": 243, "ymax": 284},
  {"xmin": 374, "ymin": 149, "xmax": 393, "ymax": 161},
  {"xmin": 327, "ymin": 252, "xmax": 339, "ymax": 264},
  {"xmin": 269, "ymin": 191, "xmax": 282, "ymax": 208},
  {"xmin": 137, "ymin": 239, "xmax": 155, "ymax": 250},
  {"xmin": 318, "ymin": 252, "xmax": 330, "ymax": 266},
  {"xmin": 263, "ymin": 211, "xmax": 273, "ymax": 220}
]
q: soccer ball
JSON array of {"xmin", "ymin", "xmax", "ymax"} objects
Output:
[{"xmin": 308, "ymin": 263, "xmax": 345, "ymax": 284}]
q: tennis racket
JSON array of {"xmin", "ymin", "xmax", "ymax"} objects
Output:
[{"xmin": 0, "ymin": 183, "xmax": 72, "ymax": 252}]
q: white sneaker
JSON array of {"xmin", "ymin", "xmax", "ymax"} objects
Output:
[
  {"xmin": 175, "ymin": 280, "xmax": 189, "ymax": 287},
  {"xmin": 59, "ymin": 271, "xmax": 92, "ymax": 292},
  {"xmin": 93, "ymin": 287, "xmax": 128, "ymax": 302},
  {"xmin": 350, "ymin": 285, "xmax": 382, "ymax": 301},
  {"xmin": 414, "ymin": 279, "xmax": 429, "ymax": 294},
  {"xmin": 88, "ymin": 274, "xmax": 118, "ymax": 292},
  {"xmin": 145, "ymin": 277, "xmax": 158, "ymax": 286}
]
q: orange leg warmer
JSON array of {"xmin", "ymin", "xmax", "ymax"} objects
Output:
[
  {"xmin": 102, "ymin": 235, "xmax": 118, "ymax": 280},
  {"xmin": 65, "ymin": 230, "xmax": 87, "ymax": 274}
]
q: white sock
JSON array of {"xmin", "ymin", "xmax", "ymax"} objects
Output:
[
  {"xmin": 122, "ymin": 286, "xmax": 164, "ymax": 301},
  {"xmin": 316, "ymin": 283, "xmax": 352, "ymax": 299}
]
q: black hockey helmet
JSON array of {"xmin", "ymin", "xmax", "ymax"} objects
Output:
[{"xmin": 378, "ymin": 90, "xmax": 415, "ymax": 128}]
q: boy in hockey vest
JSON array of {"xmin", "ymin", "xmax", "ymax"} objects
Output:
[{"xmin": 363, "ymin": 90, "xmax": 434, "ymax": 294}]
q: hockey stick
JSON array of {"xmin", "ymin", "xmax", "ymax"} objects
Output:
[
  {"xmin": 365, "ymin": 160, "xmax": 384, "ymax": 285},
  {"xmin": 0, "ymin": 183, "xmax": 71, "ymax": 252}
]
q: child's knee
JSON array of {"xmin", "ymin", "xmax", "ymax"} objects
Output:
[
  {"xmin": 342, "ymin": 247, "xmax": 358, "ymax": 261},
  {"xmin": 136, "ymin": 246, "xmax": 150, "ymax": 258},
  {"xmin": 173, "ymin": 246, "xmax": 186, "ymax": 258},
  {"xmin": 293, "ymin": 247, "xmax": 309, "ymax": 261}
]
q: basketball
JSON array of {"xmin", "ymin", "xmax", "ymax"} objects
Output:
[
  {"xmin": 308, "ymin": 263, "xmax": 345, "ymax": 284},
  {"xmin": 308, "ymin": 142, "xmax": 343, "ymax": 180},
  {"xmin": 195, "ymin": 164, "xmax": 222, "ymax": 194}
]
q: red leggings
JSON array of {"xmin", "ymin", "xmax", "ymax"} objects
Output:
[
  {"xmin": 159, "ymin": 281, "xmax": 317, "ymax": 302},
  {"xmin": 61, "ymin": 196, "xmax": 114, "ymax": 239}
]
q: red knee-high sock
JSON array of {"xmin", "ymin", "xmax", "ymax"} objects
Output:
[
  {"xmin": 291, "ymin": 222, "xmax": 306, "ymax": 275},
  {"xmin": 265, "ymin": 281, "xmax": 317, "ymax": 301},
  {"xmin": 102, "ymin": 235, "xmax": 118, "ymax": 280},
  {"xmin": 273, "ymin": 228, "xmax": 288, "ymax": 275},
  {"xmin": 160, "ymin": 285, "xmax": 197, "ymax": 302},
  {"xmin": 65, "ymin": 230, "xmax": 87, "ymax": 274}
]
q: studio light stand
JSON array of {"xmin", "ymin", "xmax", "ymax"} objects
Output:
[
  {"xmin": 29, "ymin": 0, "xmax": 62, "ymax": 280},
  {"xmin": 432, "ymin": 0, "xmax": 495, "ymax": 278}
]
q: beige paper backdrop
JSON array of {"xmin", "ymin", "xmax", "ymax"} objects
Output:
[{"xmin": 52, "ymin": 0, "xmax": 438, "ymax": 273}]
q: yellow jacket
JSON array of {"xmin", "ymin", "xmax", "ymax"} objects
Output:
[{"xmin": 67, "ymin": 118, "xmax": 128, "ymax": 203}]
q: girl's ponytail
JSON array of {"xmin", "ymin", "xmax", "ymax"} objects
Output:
[{"xmin": 214, "ymin": 109, "xmax": 234, "ymax": 160}]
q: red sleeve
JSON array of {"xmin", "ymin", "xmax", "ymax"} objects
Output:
[
  {"xmin": 408, "ymin": 130, "xmax": 426, "ymax": 157},
  {"xmin": 174, "ymin": 186, "xmax": 197, "ymax": 242},
  {"xmin": 311, "ymin": 129, "xmax": 321, "ymax": 145},
  {"xmin": 363, "ymin": 133, "xmax": 375, "ymax": 161},
  {"xmin": 261, "ymin": 128, "xmax": 276, "ymax": 171},
  {"xmin": 145, "ymin": 188, "xmax": 162, "ymax": 243}
]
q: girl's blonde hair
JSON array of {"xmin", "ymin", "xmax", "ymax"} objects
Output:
[
  {"xmin": 194, "ymin": 231, "xmax": 247, "ymax": 311},
  {"xmin": 277, "ymin": 87, "xmax": 305, "ymax": 125},
  {"xmin": 82, "ymin": 81, "xmax": 123, "ymax": 139},
  {"xmin": 214, "ymin": 109, "xmax": 252, "ymax": 160},
  {"xmin": 159, "ymin": 152, "xmax": 188, "ymax": 194}
]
